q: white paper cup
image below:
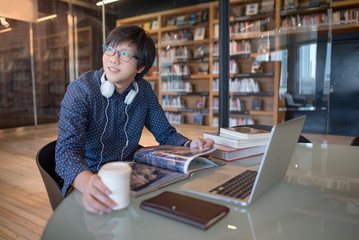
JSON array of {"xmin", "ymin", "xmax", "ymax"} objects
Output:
[{"xmin": 98, "ymin": 162, "xmax": 132, "ymax": 210}]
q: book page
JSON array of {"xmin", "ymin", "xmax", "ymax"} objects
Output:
[
  {"xmin": 129, "ymin": 162, "xmax": 182, "ymax": 193},
  {"xmin": 133, "ymin": 145, "xmax": 216, "ymax": 174}
]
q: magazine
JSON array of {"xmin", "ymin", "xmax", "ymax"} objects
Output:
[{"xmin": 129, "ymin": 145, "xmax": 218, "ymax": 197}]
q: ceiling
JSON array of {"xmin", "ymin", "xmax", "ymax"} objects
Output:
[{"xmin": 55, "ymin": 0, "xmax": 211, "ymax": 17}]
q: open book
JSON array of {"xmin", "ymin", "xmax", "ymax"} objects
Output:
[{"xmin": 129, "ymin": 145, "xmax": 218, "ymax": 197}]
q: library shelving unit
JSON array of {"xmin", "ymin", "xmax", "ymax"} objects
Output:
[
  {"xmin": 280, "ymin": 0, "xmax": 359, "ymax": 34},
  {"xmin": 115, "ymin": 0, "xmax": 358, "ymax": 128},
  {"xmin": 0, "ymin": 43, "xmax": 32, "ymax": 112},
  {"xmin": 34, "ymin": 31, "xmax": 68, "ymax": 109},
  {"xmin": 77, "ymin": 26, "xmax": 93, "ymax": 75},
  {"xmin": 34, "ymin": 27, "xmax": 93, "ymax": 111},
  {"xmin": 212, "ymin": 0, "xmax": 282, "ymax": 127},
  {"xmin": 0, "ymin": 26, "xmax": 92, "ymax": 115}
]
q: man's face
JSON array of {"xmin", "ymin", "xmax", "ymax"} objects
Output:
[{"xmin": 102, "ymin": 41, "xmax": 144, "ymax": 91}]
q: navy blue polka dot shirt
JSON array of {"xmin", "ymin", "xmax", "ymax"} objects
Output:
[{"xmin": 55, "ymin": 69, "xmax": 189, "ymax": 196}]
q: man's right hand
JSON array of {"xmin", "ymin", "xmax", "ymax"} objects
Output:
[{"xmin": 73, "ymin": 170, "xmax": 117, "ymax": 214}]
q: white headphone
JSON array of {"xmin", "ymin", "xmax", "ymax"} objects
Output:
[
  {"xmin": 97, "ymin": 73, "xmax": 139, "ymax": 170},
  {"xmin": 100, "ymin": 73, "xmax": 138, "ymax": 104}
]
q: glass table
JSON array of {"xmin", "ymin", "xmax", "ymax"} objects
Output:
[{"xmin": 42, "ymin": 143, "xmax": 359, "ymax": 240}]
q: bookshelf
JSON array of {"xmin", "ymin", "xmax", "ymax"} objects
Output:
[
  {"xmin": 115, "ymin": 0, "xmax": 358, "ymax": 128},
  {"xmin": 0, "ymin": 43, "xmax": 32, "ymax": 112},
  {"xmin": 33, "ymin": 26, "xmax": 92, "ymax": 111},
  {"xmin": 34, "ymin": 32, "xmax": 68, "ymax": 109},
  {"xmin": 279, "ymin": 0, "xmax": 359, "ymax": 34},
  {"xmin": 0, "ymin": 26, "xmax": 93, "ymax": 114},
  {"xmin": 77, "ymin": 26, "xmax": 93, "ymax": 75}
]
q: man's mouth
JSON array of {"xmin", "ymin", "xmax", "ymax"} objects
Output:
[{"xmin": 108, "ymin": 67, "xmax": 120, "ymax": 72}]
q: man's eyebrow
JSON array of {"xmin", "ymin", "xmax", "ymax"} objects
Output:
[{"xmin": 120, "ymin": 48, "xmax": 135, "ymax": 53}]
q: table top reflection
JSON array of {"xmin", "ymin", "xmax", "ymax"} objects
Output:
[{"xmin": 42, "ymin": 143, "xmax": 359, "ymax": 240}]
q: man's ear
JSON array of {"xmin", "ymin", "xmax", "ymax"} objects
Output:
[{"xmin": 137, "ymin": 65, "xmax": 146, "ymax": 73}]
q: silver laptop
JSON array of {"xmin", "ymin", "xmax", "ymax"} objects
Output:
[{"xmin": 180, "ymin": 116, "xmax": 306, "ymax": 206}]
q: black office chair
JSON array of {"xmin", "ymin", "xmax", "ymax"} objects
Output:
[
  {"xmin": 36, "ymin": 140, "xmax": 64, "ymax": 211},
  {"xmin": 350, "ymin": 135, "xmax": 359, "ymax": 146},
  {"xmin": 235, "ymin": 124, "xmax": 311, "ymax": 143}
]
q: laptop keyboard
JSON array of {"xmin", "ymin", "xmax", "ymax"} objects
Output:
[{"xmin": 210, "ymin": 169, "xmax": 257, "ymax": 199}]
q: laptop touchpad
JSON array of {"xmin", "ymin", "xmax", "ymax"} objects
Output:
[{"xmin": 199, "ymin": 172, "xmax": 232, "ymax": 183}]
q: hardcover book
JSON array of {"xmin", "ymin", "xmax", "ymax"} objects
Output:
[
  {"xmin": 246, "ymin": 3, "xmax": 259, "ymax": 16},
  {"xmin": 251, "ymin": 61, "xmax": 263, "ymax": 73},
  {"xmin": 140, "ymin": 191, "xmax": 229, "ymax": 230},
  {"xmin": 176, "ymin": 15, "xmax": 186, "ymax": 26},
  {"xmin": 166, "ymin": 17, "xmax": 176, "ymax": 27},
  {"xmin": 129, "ymin": 145, "xmax": 217, "ymax": 197},
  {"xmin": 193, "ymin": 113, "xmax": 204, "ymax": 125},
  {"xmin": 251, "ymin": 98, "xmax": 262, "ymax": 110},
  {"xmin": 261, "ymin": 0, "xmax": 275, "ymax": 13},
  {"xmin": 194, "ymin": 27, "xmax": 205, "ymax": 41},
  {"xmin": 203, "ymin": 132, "xmax": 268, "ymax": 148},
  {"xmin": 142, "ymin": 22, "xmax": 151, "ymax": 31},
  {"xmin": 219, "ymin": 126, "xmax": 271, "ymax": 140},
  {"xmin": 151, "ymin": 20, "xmax": 158, "ymax": 30},
  {"xmin": 188, "ymin": 13, "xmax": 197, "ymax": 25},
  {"xmin": 231, "ymin": 5, "xmax": 243, "ymax": 18},
  {"xmin": 212, "ymin": 144, "xmax": 266, "ymax": 161}
]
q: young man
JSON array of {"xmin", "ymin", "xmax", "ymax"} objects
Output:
[{"xmin": 55, "ymin": 25, "xmax": 214, "ymax": 214}]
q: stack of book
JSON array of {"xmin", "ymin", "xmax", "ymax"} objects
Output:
[
  {"xmin": 204, "ymin": 126, "xmax": 271, "ymax": 162},
  {"xmin": 211, "ymin": 144, "xmax": 266, "ymax": 162}
]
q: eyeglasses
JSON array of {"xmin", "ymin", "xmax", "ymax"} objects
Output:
[{"xmin": 102, "ymin": 44, "xmax": 138, "ymax": 62}]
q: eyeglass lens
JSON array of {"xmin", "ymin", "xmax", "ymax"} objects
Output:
[{"xmin": 103, "ymin": 45, "xmax": 133, "ymax": 62}]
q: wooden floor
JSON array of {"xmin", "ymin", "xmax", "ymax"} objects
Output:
[{"xmin": 0, "ymin": 123, "xmax": 355, "ymax": 239}]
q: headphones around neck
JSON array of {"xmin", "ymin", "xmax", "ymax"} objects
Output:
[{"xmin": 100, "ymin": 73, "xmax": 138, "ymax": 105}]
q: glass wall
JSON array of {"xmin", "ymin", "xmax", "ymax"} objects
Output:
[
  {"xmin": 278, "ymin": 2, "xmax": 359, "ymax": 136},
  {"xmin": 0, "ymin": 0, "xmax": 104, "ymax": 129},
  {"xmin": 0, "ymin": 20, "xmax": 34, "ymax": 128}
]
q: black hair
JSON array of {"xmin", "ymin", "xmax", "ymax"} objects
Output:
[{"xmin": 105, "ymin": 25, "xmax": 156, "ymax": 81}]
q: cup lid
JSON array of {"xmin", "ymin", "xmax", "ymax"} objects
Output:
[{"xmin": 99, "ymin": 162, "xmax": 132, "ymax": 175}]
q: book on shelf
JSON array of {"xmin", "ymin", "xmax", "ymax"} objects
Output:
[
  {"xmin": 166, "ymin": 17, "xmax": 176, "ymax": 27},
  {"xmin": 261, "ymin": 0, "xmax": 275, "ymax": 13},
  {"xmin": 193, "ymin": 113, "xmax": 204, "ymax": 125},
  {"xmin": 231, "ymin": 5, "xmax": 243, "ymax": 18},
  {"xmin": 151, "ymin": 20, "xmax": 158, "ymax": 30},
  {"xmin": 129, "ymin": 145, "xmax": 218, "ymax": 197},
  {"xmin": 200, "ymin": 10, "xmax": 209, "ymax": 23},
  {"xmin": 283, "ymin": 0, "xmax": 299, "ymax": 10},
  {"xmin": 257, "ymin": 39, "xmax": 270, "ymax": 54},
  {"xmin": 251, "ymin": 61, "xmax": 263, "ymax": 73},
  {"xmin": 176, "ymin": 15, "xmax": 186, "ymax": 26},
  {"xmin": 203, "ymin": 132, "xmax": 268, "ymax": 149},
  {"xmin": 251, "ymin": 98, "xmax": 262, "ymax": 110},
  {"xmin": 212, "ymin": 144, "xmax": 266, "ymax": 162},
  {"xmin": 140, "ymin": 191, "xmax": 229, "ymax": 230},
  {"xmin": 194, "ymin": 27, "xmax": 205, "ymax": 41},
  {"xmin": 193, "ymin": 45, "xmax": 205, "ymax": 58},
  {"xmin": 195, "ymin": 96, "xmax": 206, "ymax": 109},
  {"xmin": 246, "ymin": 3, "xmax": 259, "ymax": 16},
  {"xmin": 220, "ymin": 126, "xmax": 271, "ymax": 140},
  {"xmin": 188, "ymin": 13, "xmax": 197, "ymax": 25},
  {"xmin": 142, "ymin": 22, "xmax": 151, "ymax": 31},
  {"xmin": 198, "ymin": 63, "xmax": 209, "ymax": 74}
]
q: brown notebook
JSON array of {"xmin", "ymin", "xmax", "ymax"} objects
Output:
[{"xmin": 140, "ymin": 191, "xmax": 230, "ymax": 230}]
